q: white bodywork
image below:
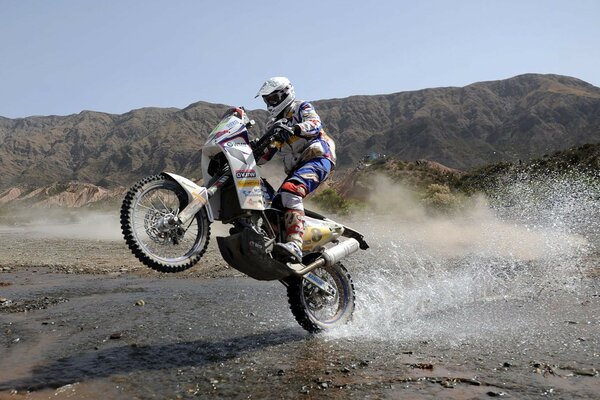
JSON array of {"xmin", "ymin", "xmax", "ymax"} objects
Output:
[
  {"xmin": 201, "ymin": 109, "xmax": 265, "ymax": 220},
  {"xmin": 162, "ymin": 172, "xmax": 213, "ymax": 222}
]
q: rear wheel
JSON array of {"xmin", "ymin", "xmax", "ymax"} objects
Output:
[
  {"xmin": 287, "ymin": 262, "xmax": 355, "ymax": 333},
  {"xmin": 120, "ymin": 175, "xmax": 210, "ymax": 272}
]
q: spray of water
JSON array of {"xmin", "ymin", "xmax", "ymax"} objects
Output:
[{"xmin": 327, "ymin": 172, "xmax": 599, "ymax": 341}]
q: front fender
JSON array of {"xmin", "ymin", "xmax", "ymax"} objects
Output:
[{"xmin": 161, "ymin": 172, "xmax": 214, "ymax": 222}]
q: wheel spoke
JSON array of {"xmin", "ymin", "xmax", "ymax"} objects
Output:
[{"xmin": 130, "ymin": 183, "xmax": 205, "ymax": 262}]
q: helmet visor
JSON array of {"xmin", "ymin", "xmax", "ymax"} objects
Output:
[{"xmin": 262, "ymin": 91, "xmax": 283, "ymax": 107}]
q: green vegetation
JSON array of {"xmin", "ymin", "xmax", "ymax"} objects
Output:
[
  {"xmin": 421, "ymin": 184, "xmax": 466, "ymax": 213},
  {"xmin": 309, "ymin": 188, "xmax": 361, "ymax": 215}
]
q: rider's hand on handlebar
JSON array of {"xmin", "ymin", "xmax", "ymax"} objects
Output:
[
  {"xmin": 270, "ymin": 122, "xmax": 296, "ymax": 143},
  {"xmin": 273, "ymin": 127, "xmax": 291, "ymax": 142}
]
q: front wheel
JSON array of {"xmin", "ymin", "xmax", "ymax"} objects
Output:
[
  {"xmin": 287, "ymin": 263, "xmax": 355, "ymax": 333},
  {"xmin": 120, "ymin": 175, "xmax": 211, "ymax": 273}
]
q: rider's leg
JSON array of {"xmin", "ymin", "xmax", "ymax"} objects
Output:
[
  {"xmin": 280, "ymin": 186, "xmax": 306, "ymax": 251},
  {"xmin": 276, "ymin": 158, "xmax": 333, "ymax": 261}
]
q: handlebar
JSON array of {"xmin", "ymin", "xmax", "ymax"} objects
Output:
[{"xmin": 251, "ymin": 122, "xmax": 294, "ymax": 160}]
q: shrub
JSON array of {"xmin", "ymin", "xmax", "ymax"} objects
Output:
[
  {"xmin": 421, "ymin": 184, "xmax": 463, "ymax": 213},
  {"xmin": 311, "ymin": 188, "xmax": 353, "ymax": 215}
]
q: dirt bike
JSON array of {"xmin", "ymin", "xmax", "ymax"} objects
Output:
[{"xmin": 120, "ymin": 107, "xmax": 369, "ymax": 332}]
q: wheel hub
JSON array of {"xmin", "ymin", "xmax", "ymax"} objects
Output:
[
  {"xmin": 304, "ymin": 279, "xmax": 338, "ymax": 311},
  {"xmin": 144, "ymin": 210, "xmax": 184, "ymax": 244}
]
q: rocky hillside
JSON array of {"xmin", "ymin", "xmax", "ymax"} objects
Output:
[
  {"xmin": 0, "ymin": 102, "xmax": 244, "ymax": 189},
  {"xmin": 2, "ymin": 143, "xmax": 597, "ymax": 210},
  {"xmin": 0, "ymin": 182, "xmax": 125, "ymax": 208},
  {"xmin": 1, "ymin": 73, "xmax": 599, "ymax": 190},
  {"xmin": 315, "ymin": 74, "xmax": 600, "ymax": 169},
  {"xmin": 457, "ymin": 142, "xmax": 600, "ymax": 193}
]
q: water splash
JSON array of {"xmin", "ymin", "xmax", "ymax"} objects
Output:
[{"xmin": 328, "ymin": 171, "xmax": 599, "ymax": 341}]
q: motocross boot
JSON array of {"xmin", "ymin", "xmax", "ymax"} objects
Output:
[{"xmin": 273, "ymin": 209, "xmax": 305, "ymax": 262}]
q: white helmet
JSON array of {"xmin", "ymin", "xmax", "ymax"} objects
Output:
[{"xmin": 256, "ymin": 77, "xmax": 296, "ymax": 120}]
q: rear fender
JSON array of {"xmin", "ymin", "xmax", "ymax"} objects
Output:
[{"xmin": 162, "ymin": 172, "xmax": 214, "ymax": 222}]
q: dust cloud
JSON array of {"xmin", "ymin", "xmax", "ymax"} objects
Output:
[{"xmin": 0, "ymin": 208, "xmax": 122, "ymax": 241}]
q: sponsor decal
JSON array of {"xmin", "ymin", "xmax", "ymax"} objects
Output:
[
  {"xmin": 310, "ymin": 228, "xmax": 323, "ymax": 242},
  {"xmin": 225, "ymin": 120, "xmax": 239, "ymax": 130},
  {"xmin": 241, "ymin": 187, "xmax": 263, "ymax": 197},
  {"xmin": 245, "ymin": 197, "xmax": 264, "ymax": 206},
  {"xmin": 224, "ymin": 141, "xmax": 247, "ymax": 148},
  {"xmin": 237, "ymin": 179, "xmax": 260, "ymax": 188},
  {"xmin": 235, "ymin": 169, "xmax": 257, "ymax": 179}
]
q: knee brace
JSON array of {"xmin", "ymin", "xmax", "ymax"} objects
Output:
[{"xmin": 280, "ymin": 180, "xmax": 308, "ymax": 211}]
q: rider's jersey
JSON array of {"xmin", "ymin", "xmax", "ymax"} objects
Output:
[{"xmin": 259, "ymin": 100, "xmax": 336, "ymax": 174}]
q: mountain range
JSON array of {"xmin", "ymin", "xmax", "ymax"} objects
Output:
[{"xmin": 1, "ymin": 73, "xmax": 599, "ymax": 190}]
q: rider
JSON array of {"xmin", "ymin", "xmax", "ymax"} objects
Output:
[{"xmin": 255, "ymin": 77, "xmax": 336, "ymax": 262}]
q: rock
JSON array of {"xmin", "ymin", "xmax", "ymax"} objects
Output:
[
  {"xmin": 109, "ymin": 332, "xmax": 122, "ymax": 340},
  {"xmin": 502, "ymin": 362, "xmax": 512, "ymax": 368},
  {"xmin": 55, "ymin": 383, "xmax": 79, "ymax": 394},
  {"xmin": 572, "ymin": 368, "xmax": 598, "ymax": 377},
  {"xmin": 0, "ymin": 297, "xmax": 8, "ymax": 303},
  {"xmin": 135, "ymin": 299, "xmax": 145, "ymax": 306},
  {"xmin": 457, "ymin": 378, "xmax": 482, "ymax": 386},
  {"xmin": 341, "ymin": 367, "xmax": 351, "ymax": 373},
  {"xmin": 487, "ymin": 391, "xmax": 506, "ymax": 397},
  {"xmin": 410, "ymin": 363, "xmax": 434, "ymax": 370},
  {"xmin": 299, "ymin": 386, "xmax": 310, "ymax": 394},
  {"xmin": 441, "ymin": 380, "xmax": 455, "ymax": 388}
]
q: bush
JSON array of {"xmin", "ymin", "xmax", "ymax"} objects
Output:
[
  {"xmin": 421, "ymin": 184, "xmax": 463, "ymax": 213},
  {"xmin": 311, "ymin": 188, "xmax": 353, "ymax": 215}
]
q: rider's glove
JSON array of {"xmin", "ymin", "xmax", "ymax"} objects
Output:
[
  {"xmin": 293, "ymin": 125, "xmax": 302, "ymax": 136},
  {"xmin": 273, "ymin": 127, "xmax": 291, "ymax": 142}
]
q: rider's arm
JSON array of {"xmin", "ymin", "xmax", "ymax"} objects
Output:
[{"xmin": 294, "ymin": 102, "xmax": 322, "ymax": 137}]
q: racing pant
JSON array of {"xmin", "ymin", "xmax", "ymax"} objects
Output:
[{"xmin": 279, "ymin": 158, "xmax": 333, "ymax": 248}]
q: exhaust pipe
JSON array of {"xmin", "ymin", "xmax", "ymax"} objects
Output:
[{"xmin": 292, "ymin": 238, "xmax": 360, "ymax": 276}]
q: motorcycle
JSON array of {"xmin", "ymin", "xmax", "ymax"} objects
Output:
[{"xmin": 120, "ymin": 107, "xmax": 369, "ymax": 332}]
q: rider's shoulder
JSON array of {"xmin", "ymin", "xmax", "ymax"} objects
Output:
[{"xmin": 291, "ymin": 100, "xmax": 316, "ymax": 112}]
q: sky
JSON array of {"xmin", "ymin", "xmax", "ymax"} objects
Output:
[{"xmin": 1, "ymin": 0, "xmax": 599, "ymax": 118}]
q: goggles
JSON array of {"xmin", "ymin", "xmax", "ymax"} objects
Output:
[{"xmin": 262, "ymin": 91, "xmax": 283, "ymax": 107}]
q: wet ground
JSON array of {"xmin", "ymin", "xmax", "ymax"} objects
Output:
[
  {"xmin": 1, "ymin": 207, "xmax": 599, "ymax": 399},
  {"xmin": 0, "ymin": 266, "xmax": 599, "ymax": 400}
]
